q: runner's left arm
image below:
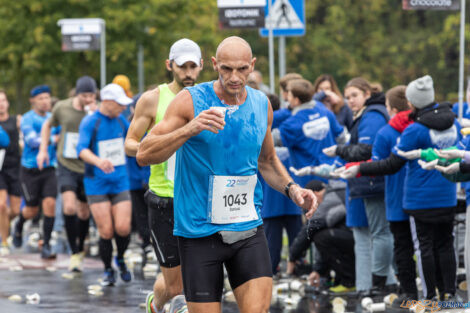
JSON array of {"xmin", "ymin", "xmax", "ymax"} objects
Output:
[{"xmin": 258, "ymin": 100, "xmax": 317, "ymax": 212}]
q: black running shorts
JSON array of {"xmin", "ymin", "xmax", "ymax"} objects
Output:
[
  {"xmin": 56, "ymin": 162, "xmax": 86, "ymax": 203},
  {"xmin": 145, "ymin": 190, "xmax": 180, "ymax": 268},
  {"xmin": 178, "ymin": 225, "xmax": 272, "ymax": 302},
  {"xmin": 0, "ymin": 166, "xmax": 21, "ymax": 196},
  {"xmin": 20, "ymin": 166, "xmax": 57, "ymax": 207}
]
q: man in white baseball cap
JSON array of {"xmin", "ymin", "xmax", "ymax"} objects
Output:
[
  {"xmin": 125, "ymin": 38, "xmax": 203, "ymax": 313},
  {"xmin": 101, "ymin": 83, "xmax": 133, "ymax": 107},
  {"xmin": 169, "ymin": 38, "xmax": 202, "ymax": 67},
  {"xmin": 76, "ymin": 82, "xmax": 133, "ymax": 286}
]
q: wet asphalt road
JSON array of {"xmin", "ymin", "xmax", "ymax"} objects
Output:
[{"xmin": 0, "ymin": 232, "xmax": 467, "ymax": 313}]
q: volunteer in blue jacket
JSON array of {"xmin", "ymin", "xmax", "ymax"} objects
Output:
[
  {"xmin": 323, "ymin": 78, "xmax": 395, "ymax": 294},
  {"xmin": 340, "ymin": 75, "xmax": 460, "ymax": 301},
  {"xmin": 13, "ymin": 85, "xmax": 58, "ymax": 259},
  {"xmin": 77, "ymin": 83, "xmax": 133, "ymax": 286},
  {"xmin": 273, "ymin": 79, "xmax": 347, "ymax": 186},
  {"xmin": 343, "ymin": 86, "xmax": 417, "ymax": 306},
  {"xmin": 426, "ymin": 135, "xmax": 470, "ymax": 302}
]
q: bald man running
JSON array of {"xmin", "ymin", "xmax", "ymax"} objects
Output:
[{"xmin": 137, "ymin": 36, "xmax": 317, "ymax": 313}]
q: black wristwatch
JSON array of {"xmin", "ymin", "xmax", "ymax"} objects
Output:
[{"xmin": 284, "ymin": 181, "xmax": 297, "ymax": 199}]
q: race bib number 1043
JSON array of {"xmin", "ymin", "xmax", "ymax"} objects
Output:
[{"xmin": 208, "ymin": 175, "xmax": 259, "ymax": 224}]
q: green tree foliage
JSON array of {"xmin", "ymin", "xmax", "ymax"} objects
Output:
[{"xmin": 0, "ymin": 0, "xmax": 468, "ymax": 113}]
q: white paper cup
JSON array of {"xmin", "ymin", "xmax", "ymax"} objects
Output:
[
  {"xmin": 368, "ymin": 302, "xmax": 386, "ymax": 312},
  {"xmin": 210, "ymin": 106, "xmax": 227, "ymax": 118},
  {"xmin": 361, "ymin": 297, "xmax": 373, "ymax": 309}
]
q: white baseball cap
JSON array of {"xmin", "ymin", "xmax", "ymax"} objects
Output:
[
  {"xmin": 169, "ymin": 38, "xmax": 202, "ymax": 66},
  {"xmin": 100, "ymin": 83, "xmax": 133, "ymax": 106}
]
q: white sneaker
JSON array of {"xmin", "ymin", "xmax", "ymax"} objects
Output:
[
  {"xmin": 169, "ymin": 295, "xmax": 187, "ymax": 313},
  {"xmin": 68, "ymin": 253, "xmax": 84, "ymax": 272},
  {"xmin": 0, "ymin": 243, "xmax": 10, "ymax": 256}
]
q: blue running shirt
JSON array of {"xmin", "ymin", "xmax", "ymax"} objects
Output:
[{"xmin": 174, "ymin": 82, "xmax": 268, "ymax": 238}]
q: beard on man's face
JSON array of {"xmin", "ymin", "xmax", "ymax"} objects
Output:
[{"xmin": 174, "ymin": 72, "xmax": 196, "ymax": 87}]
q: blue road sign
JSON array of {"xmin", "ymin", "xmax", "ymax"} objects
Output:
[{"xmin": 260, "ymin": 0, "xmax": 305, "ymax": 37}]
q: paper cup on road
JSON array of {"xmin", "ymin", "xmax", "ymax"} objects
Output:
[
  {"xmin": 361, "ymin": 297, "xmax": 373, "ymax": 309},
  {"xmin": 290, "ymin": 280, "xmax": 302, "ymax": 291},
  {"xmin": 88, "ymin": 284, "xmax": 102, "ymax": 291},
  {"xmin": 8, "ymin": 295, "xmax": 22, "ymax": 303},
  {"xmin": 333, "ymin": 303, "xmax": 345, "ymax": 313},
  {"xmin": 368, "ymin": 302, "xmax": 386, "ymax": 312},
  {"xmin": 384, "ymin": 293, "xmax": 398, "ymax": 305},
  {"xmin": 210, "ymin": 106, "xmax": 227, "ymax": 119},
  {"xmin": 88, "ymin": 289, "xmax": 104, "ymax": 297},
  {"xmin": 332, "ymin": 297, "xmax": 347, "ymax": 307},
  {"xmin": 26, "ymin": 293, "xmax": 40, "ymax": 305}
]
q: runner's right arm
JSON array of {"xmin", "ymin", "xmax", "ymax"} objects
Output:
[
  {"xmin": 136, "ymin": 90, "xmax": 225, "ymax": 166},
  {"xmin": 37, "ymin": 119, "xmax": 52, "ymax": 170},
  {"xmin": 124, "ymin": 89, "xmax": 158, "ymax": 157}
]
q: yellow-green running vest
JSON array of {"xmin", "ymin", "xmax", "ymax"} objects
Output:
[{"xmin": 148, "ymin": 84, "xmax": 176, "ymax": 197}]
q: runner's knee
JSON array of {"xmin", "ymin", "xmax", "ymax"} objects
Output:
[
  {"xmin": 0, "ymin": 202, "xmax": 7, "ymax": 214},
  {"xmin": 98, "ymin": 226, "xmax": 114, "ymax": 240},
  {"xmin": 114, "ymin": 222, "xmax": 130, "ymax": 237}
]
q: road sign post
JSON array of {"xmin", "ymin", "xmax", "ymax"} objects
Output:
[
  {"xmin": 58, "ymin": 18, "xmax": 106, "ymax": 88},
  {"xmin": 218, "ymin": 0, "xmax": 266, "ymax": 29},
  {"xmin": 260, "ymin": 0, "xmax": 305, "ymax": 95},
  {"xmin": 260, "ymin": 0, "xmax": 305, "ymax": 37}
]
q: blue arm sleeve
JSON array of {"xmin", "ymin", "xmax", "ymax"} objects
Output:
[
  {"xmin": 327, "ymin": 110, "xmax": 344, "ymax": 138},
  {"xmin": 357, "ymin": 111, "xmax": 387, "ymax": 145},
  {"xmin": 76, "ymin": 116, "xmax": 94, "ymax": 156},
  {"xmin": 457, "ymin": 136, "xmax": 470, "ymax": 150},
  {"xmin": 392, "ymin": 124, "xmax": 421, "ymax": 158},
  {"xmin": 372, "ymin": 126, "xmax": 391, "ymax": 161},
  {"xmin": 21, "ymin": 116, "xmax": 41, "ymax": 149},
  {"xmin": 50, "ymin": 126, "xmax": 61, "ymax": 146},
  {"xmin": 273, "ymin": 109, "xmax": 291, "ymax": 129},
  {"xmin": 0, "ymin": 125, "xmax": 10, "ymax": 148}
]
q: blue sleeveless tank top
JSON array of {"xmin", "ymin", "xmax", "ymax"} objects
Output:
[{"xmin": 174, "ymin": 81, "xmax": 268, "ymax": 238}]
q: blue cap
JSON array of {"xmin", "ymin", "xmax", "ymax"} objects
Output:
[{"xmin": 30, "ymin": 85, "xmax": 51, "ymax": 98}]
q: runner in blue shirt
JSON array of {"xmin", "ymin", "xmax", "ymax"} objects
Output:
[
  {"xmin": 77, "ymin": 83, "xmax": 133, "ymax": 286},
  {"xmin": 136, "ymin": 36, "xmax": 317, "ymax": 313},
  {"xmin": 13, "ymin": 85, "xmax": 58, "ymax": 259}
]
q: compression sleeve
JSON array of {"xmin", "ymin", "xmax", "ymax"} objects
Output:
[{"xmin": 359, "ymin": 153, "xmax": 406, "ymax": 176}]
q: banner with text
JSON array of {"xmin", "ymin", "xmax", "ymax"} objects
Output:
[
  {"xmin": 402, "ymin": 0, "xmax": 460, "ymax": 10},
  {"xmin": 218, "ymin": 0, "xmax": 266, "ymax": 29}
]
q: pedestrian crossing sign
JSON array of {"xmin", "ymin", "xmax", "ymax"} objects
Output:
[{"xmin": 260, "ymin": 0, "xmax": 305, "ymax": 37}]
